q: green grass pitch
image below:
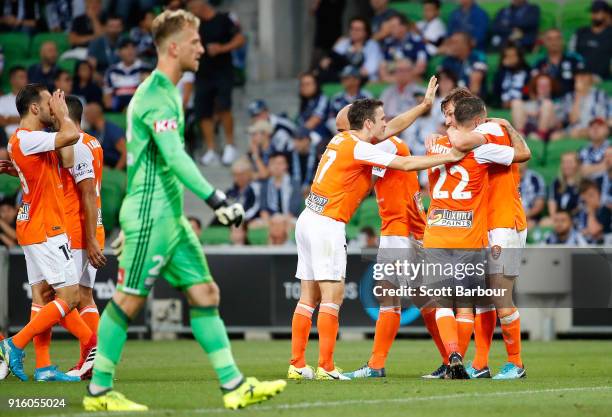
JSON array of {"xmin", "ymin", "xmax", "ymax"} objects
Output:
[{"xmin": 1, "ymin": 339, "xmax": 611, "ymax": 417}]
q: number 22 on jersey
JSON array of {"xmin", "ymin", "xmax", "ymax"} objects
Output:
[{"xmin": 431, "ymin": 164, "xmax": 471, "ymax": 200}]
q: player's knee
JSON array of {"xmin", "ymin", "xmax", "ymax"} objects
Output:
[
  {"xmin": 78, "ymin": 286, "xmax": 95, "ymax": 308},
  {"xmin": 55, "ymin": 284, "xmax": 80, "ymax": 310},
  {"xmin": 186, "ymin": 282, "xmax": 220, "ymax": 307},
  {"xmin": 113, "ymin": 291, "xmax": 146, "ymax": 319},
  {"xmin": 496, "ymin": 307, "xmax": 516, "ymax": 318}
]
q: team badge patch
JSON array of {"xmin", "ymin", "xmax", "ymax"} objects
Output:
[{"xmin": 491, "ymin": 245, "xmax": 502, "ymax": 260}]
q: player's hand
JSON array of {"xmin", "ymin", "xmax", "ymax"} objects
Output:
[
  {"xmin": 206, "ymin": 189, "xmax": 245, "ymax": 227},
  {"xmin": 0, "ymin": 160, "xmax": 17, "ymax": 177},
  {"xmin": 49, "ymin": 89, "xmax": 68, "ymax": 120},
  {"xmin": 206, "ymin": 43, "xmax": 223, "ymax": 57},
  {"xmin": 422, "ymin": 76, "xmax": 439, "ymax": 109},
  {"xmin": 87, "ymin": 240, "xmax": 107, "ymax": 269},
  {"xmin": 425, "ymin": 133, "xmax": 442, "ymax": 152},
  {"xmin": 449, "ymin": 147, "xmax": 466, "ymax": 162},
  {"xmin": 111, "ymin": 230, "xmax": 125, "ymax": 256}
]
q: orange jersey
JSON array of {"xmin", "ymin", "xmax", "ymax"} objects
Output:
[
  {"xmin": 373, "ymin": 136, "xmax": 426, "ymax": 239},
  {"xmin": 61, "ymin": 132, "xmax": 105, "ymax": 249},
  {"xmin": 424, "ymin": 136, "xmax": 515, "ymax": 249},
  {"xmin": 473, "ymin": 122, "xmax": 528, "ymax": 232},
  {"xmin": 8, "ymin": 128, "xmax": 66, "ymax": 245},
  {"xmin": 307, "ymin": 131, "xmax": 396, "ymax": 223}
]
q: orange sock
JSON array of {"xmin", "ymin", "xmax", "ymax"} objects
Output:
[
  {"xmin": 473, "ymin": 306, "xmax": 496, "ymax": 369},
  {"xmin": 500, "ymin": 309, "xmax": 522, "ymax": 367},
  {"xmin": 60, "ymin": 309, "xmax": 94, "ymax": 352},
  {"xmin": 317, "ymin": 303, "xmax": 340, "ymax": 371},
  {"xmin": 368, "ymin": 306, "xmax": 401, "ymax": 369},
  {"xmin": 31, "ymin": 304, "xmax": 52, "ymax": 369},
  {"xmin": 421, "ymin": 307, "xmax": 448, "ymax": 364},
  {"xmin": 79, "ymin": 305, "xmax": 100, "ymax": 333},
  {"xmin": 290, "ymin": 302, "xmax": 315, "ymax": 368},
  {"xmin": 435, "ymin": 308, "xmax": 459, "ymax": 356},
  {"xmin": 12, "ymin": 298, "xmax": 69, "ymax": 349},
  {"xmin": 456, "ymin": 311, "xmax": 474, "ymax": 358}
]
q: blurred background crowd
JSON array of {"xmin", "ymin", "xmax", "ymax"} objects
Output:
[{"xmin": 0, "ymin": 0, "xmax": 610, "ymax": 248}]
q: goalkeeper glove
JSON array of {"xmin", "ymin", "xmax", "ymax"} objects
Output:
[{"xmin": 205, "ymin": 189, "xmax": 245, "ymax": 227}]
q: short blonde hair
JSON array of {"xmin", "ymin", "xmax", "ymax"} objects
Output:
[{"xmin": 152, "ymin": 9, "xmax": 200, "ymax": 48}]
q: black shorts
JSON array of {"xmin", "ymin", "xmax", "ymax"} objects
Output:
[{"xmin": 194, "ymin": 72, "xmax": 234, "ymax": 118}]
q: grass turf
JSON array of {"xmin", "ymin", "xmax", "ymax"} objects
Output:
[{"xmin": 1, "ymin": 339, "xmax": 611, "ymax": 417}]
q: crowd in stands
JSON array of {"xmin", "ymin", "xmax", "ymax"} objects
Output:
[{"xmin": 0, "ymin": 0, "xmax": 610, "ymax": 247}]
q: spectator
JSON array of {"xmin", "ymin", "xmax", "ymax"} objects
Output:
[
  {"xmin": 490, "ymin": 0, "xmax": 540, "ymax": 51},
  {"xmin": 447, "ymin": 0, "xmax": 489, "ymax": 51},
  {"xmin": 579, "ymin": 117, "xmax": 610, "ymax": 178},
  {"xmin": 0, "ymin": 198, "xmax": 17, "ymax": 248},
  {"xmin": 268, "ymin": 214, "xmax": 294, "ymax": 247},
  {"xmin": 297, "ymin": 72, "xmax": 330, "ymax": 140},
  {"xmin": 187, "ymin": 0, "xmax": 245, "ymax": 167},
  {"xmin": 0, "ymin": 66, "xmax": 27, "ymax": 147},
  {"xmin": 310, "ymin": 0, "xmax": 346, "ymax": 67},
  {"xmin": 177, "ymin": 71, "xmax": 195, "ymax": 111},
  {"xmin": 405, "ymin": 91, "xmax": 445, "ymax": 156},
  {"xmin": 54, "ymin": 70, "xmax": 73, "ymax": 95},
  {"xmin": 555, "ymin": 71, "xmax": 610, "ymax": 140},
  {"xmin": 511, "ymin": 73, "xmax": 560, "ymax": 141},
  {"xmin": 532, "ymin": 28, "xmax": 585, "ymax": 97},
  {"xmin": 548, "ymin": 152, "xmax": 582, "ymax": 218},
  {"xmin": 435, "ymin": 69, "xmax": 458, "ymax": 113},
  {"xmin": 380, "ymin": 59, "xmax": 425, "ymax": 119},
  {"xmin": 492, "ymin": 43, "xmax": 530, "ymax": 108},
  {"xmin": 329, "ymin": 66, "xmax": 373, "ymax": 127},
  {"xmin": 225, "ymin": 157, "xmax": 261, "ymax": 223},
  {"xmin": 380, "ymin": 14, "xmax": 428, "ymax": 78},
  {"xmin": 0, "ymin": 0, "xmax": 40, "ymax": 34},
  {"xmin": 27, "ymin": 41, "xmax": 59, "ymax": 92},
  {"xmin": 87, "ymin": 15, "xmax": 124, "ymax": 78},
  {"xmin": 45, "ymin": 0, "xmax": 74, "ymax": 32},
  {"xmin": 247, "ymin": 119, "xmax": 278, "ymax": 179},
  {"xmin": 73, "ymin": 60, "xmax": 103, "ymax": 105},
  {"xmin": 130, "ymin": 9, "xmax": 156, "ymax": 66},
  {"xmin": 103, "ymin": 38, "xmax": 149, "ymax": 112},
  {"xmin": 595, "ymin": 147, "xmax": 612, "ymax": 208},
  {"xmin": 69, "ymin": 0, "xmax": 105, "ymax": 49},
  {"xmin": 518, "ymin": 161, "xmax": 547, "ymax": 228},
  {"xmin": 416, "ymin": 0, "xmax": 447, "ymax": 56},
  {"xmin": 290, "ymin": 127, "xmax": 317, "ymax": 195},
  {"xmin": 370, "ymin": 0, "xmax": 399, "ymax": 41},
  {"xmin": 439, "ymin": 32, "xmax": 487, "ymax": 97},
  {"xmin": 569, "ymin": 0, "xmax": 612, "ymax": 80},
  {"xmin": 229, "ymin": 223, "xmax": 249, "ymax": 246},
  {"xmin": 248, "ymin": 99, "xmax": 296, "ymax": 152},
  {"xmin": 259, "ymin": 153, "xmax": 302, "ymax": 220},
  {"xmin": 188, "ymin": 216, "xmax": 202, "ymax": 239},
  {"xmin": 84, "ymin": 102, "xmax": 127, "ymax": 170},
  {"xmin": 546, "ymin": 210, "xmax": 588, "ymax": 246},
  {"xmin": 319, "ymin": 17, "xmax": 382, "ymax": 83},
  {"xmin": 576, "ymin": 178, "xmax": 611, "ymax": 244}
]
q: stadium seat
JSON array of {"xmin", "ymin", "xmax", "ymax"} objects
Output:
[
  {"xmin": 322, "ymin": 83, "xmax": 343, "ymax": 98},
  {"xmin": 0, "ymin": 33, "xmax": 30, "ymax": 61},
  {"xmin": 1, "ymin": 58, "xmax": 39, "ymax": 93},
  {"xmin": 247, "ymin": 227, "xmax": 268, "ymax": 245},
  {"xmin": 355, "ymin": 196, "xmax": 381, "ymax": 231},
  {"xmin": 487, "ymin": 108, "xmax": 511, "ymax": 121},
  {"xmin": 545, "ymin": 138, "xmax": 589, "ymax": 166},
  {"xmin": 364, "ymin": 82, "xmax": 389, "ymax": 98},
  {"xmin": 426, "ymin": 54, "xmax": 444, "ymax": 78},
  {"xmin": 538, "ymin": 1, "xmax": 559, "ymax": 31},
  {"xmin": 58, "ymin": 58, "xmax": 79, "ymax": 75},
  {"xmin": 439, "ymin": 2, "xmax": 456, "ymax": 24},
  {"xmin": 527, "ymin": 226, "xmax": 553, "ymax": 244},
  {"xmin": 105, "ymin": 112, "xmax": 127, "ymax": 130},
  {"xmin": 101, "ymin": 168, "xmax": 127, "ymax": 233},
  {"xmin": 526, "ymin": 138, "xmax": 545, "ymax": 167},
  {"xmin": 599, "ymin": 80, "xmax": 612, "ymax": 96},
  {"xmin": 560, "ymin": 2, "xmax": 591, "ymax": 33},
  {"xmin": 480, "ymin": 2, "xmax": 504, "ymax": 20},
  {"xmin": 532, "ymin": 164, "xmax": 558, "ymax": 186},
  {"xmin": 486, "ymin": 53, "xmax": 500, "ymax": 90},
  {"xmin": 389, "ymin": 1, "xmax": 422, "ymax": 21},
  {"xmin": 0, "ymin": 175, "xmax": 20, "ymax": 199},
  {"xmin": 201, "ymin": 226, "xmax": 231, "ymax": 245},
  {"xmin": 30, "ymin": 32, "xmax": 70, "ymax": 57}
]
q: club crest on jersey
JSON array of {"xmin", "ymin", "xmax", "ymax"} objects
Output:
[
  {"xmin": 17, "ymin": 203, "xmax": 30, "ymax": 221},
  {"xmin": 490, "ymin": 245, "xmax": 502, "ymax": 260},
  {"xmin": 414, "ymin": 191, "xmax": 425, "ymax": 214},
  {"xmin": 427, "ymin": 209, "xmax": 473, "ymax": 228},
  {"xmin": 153, "ymin": 119, "xmax": 178, "ymax": 133}
]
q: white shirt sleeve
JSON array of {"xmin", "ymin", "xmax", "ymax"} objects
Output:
[
  {"xmin": 473, "ymin": 143, "xmax": 514, "ymax": 166},
  {"xmin": 69, "ymin": 137, "xmax": 95, "ymax": 183},
  {"xmin": 17, "ymin": 130, "xmax": 56, "ymax": 155},
  {"xmin": 372, "ymin": 139, "xmax": 399, "ymax": 177},
  {"xmin": 354, "ymin": 140, "xmax": 396, "ymax": 168},
  {"xmin": 473, "ymin": 122, "xmax": 504, "ymax": 137}
]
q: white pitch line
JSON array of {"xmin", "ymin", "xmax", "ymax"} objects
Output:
[{"xmin": 42, "ymin": 385, "xmax": 612, "ymax": 417}]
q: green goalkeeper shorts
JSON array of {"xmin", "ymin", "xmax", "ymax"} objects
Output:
[{"xmin": 117, "ymin": 216, "xmax": 213, "ymax": 296}]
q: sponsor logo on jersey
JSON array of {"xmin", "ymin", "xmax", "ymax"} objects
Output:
[
  {"xmin": 429, "ymin": 143, "xmax": 451, "ymax": 155},
  {"xmin": 153, "ymin": 119, "xmax": 178, "ymax": 133},
  {"xmin": 305, "ymin": 192, "xmax": 329, "ymax": 213},
  {"xmin": 427, "ymin": 209, "xmax": 473, "ymax": 228},
  {"xmin": 17, "ymin": 203, "xmax": 30, "ymax": 221}
]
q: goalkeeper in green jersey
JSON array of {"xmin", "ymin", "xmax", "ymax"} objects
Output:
[{"xmin": 83, "ymin": 9, "xmax": 286, "ymax": 411}]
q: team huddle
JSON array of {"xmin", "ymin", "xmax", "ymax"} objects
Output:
[{"xmin": 0, "ymin": 7, "xmax": 530, "ymax": 414}]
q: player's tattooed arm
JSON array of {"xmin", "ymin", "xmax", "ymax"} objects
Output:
[
  {"xmin": 383, "ymin": 76, "xmax": 439, "ymax": 139},
  {"xmin": 488, "ymin": 118, "xmax": 531, "ymax": 163}
]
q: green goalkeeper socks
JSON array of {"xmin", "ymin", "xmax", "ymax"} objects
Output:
[
  {"xmin": 90, "ymin": 300, "xmax": 129, "ymax": 391},
  {"xmin": 190, "ymin": 307, "xmax": 243, "ymax": 389}
]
